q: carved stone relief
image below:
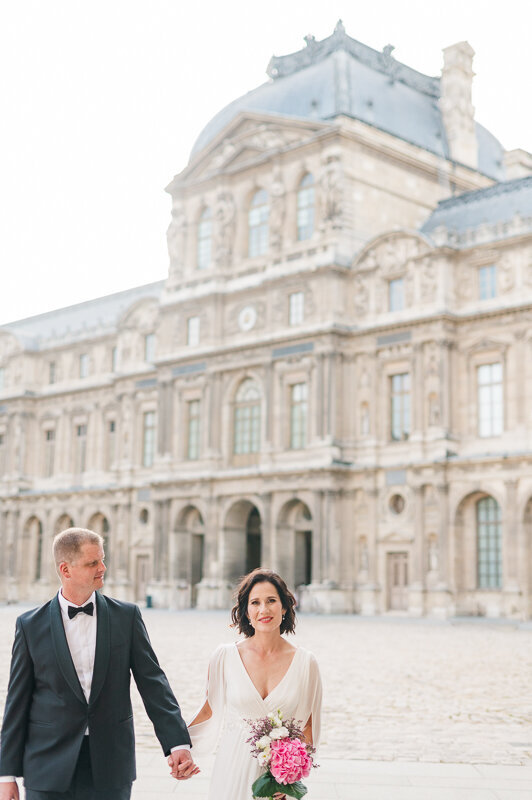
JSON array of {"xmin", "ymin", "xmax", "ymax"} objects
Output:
[
  {"xmin": 420, "ymin": 259, "xmax": 437, "ymax": 303},
  {"xmin": 166, "ymin": 201, "xmax": 186, "ymax": 272},
  {"xmin": 320, "ymin": 157, "xmax": 343, "ymax": 228},
  {"xmin": 214, "ymin": 191, "xmax": 236, "ymax": 267},
  {"xmin": 353, "ymin": 275, "xmax": 369, "ymax": 316},
  {"xmin": 497, "ymin": 253, "xmax": 515, "ymax": 294},
  {"xmin": 269, "ymin": 167, "xmax": 286, "ymax": 253}
]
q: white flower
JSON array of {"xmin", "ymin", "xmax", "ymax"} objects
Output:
[
  {"xmin": 268, "ymin": 710, "xmax": 283, "ymax": 727},
  {"xmin": 257, "ymin": 751, "xmax": 270, "ymax": 766},
  {"xmin": 257, "ymin": 735, "xmax": 271, "ymax": 749},
  {"xmin": 269, "ymin": 726, "xmax": 289, "ymax": 740}
]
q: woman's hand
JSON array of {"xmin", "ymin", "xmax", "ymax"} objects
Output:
[{"xmin": 272, "ymin": 794, "xmax": 286, "ymax": 799}]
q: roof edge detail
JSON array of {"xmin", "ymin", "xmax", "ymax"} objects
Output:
[{"xmin": 267, "ymin": 20, "xmax": 440, "ymax": 98}]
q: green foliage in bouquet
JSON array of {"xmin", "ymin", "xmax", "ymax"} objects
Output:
[{"xmin": 252, "ymin": 771, "xmax": 307, "ymax": 799}]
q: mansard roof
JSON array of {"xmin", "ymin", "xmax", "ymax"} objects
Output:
[
  {"xmin": 1, "ymin": 281, "xmax": 164, "ymax": 351},
  {"xmin": 421, "ymin": 176, "xmax": 532, "ymax": 237},
  {"xmin": 189, "ymin": 21, "xmax": 504, "ymax": 180}
]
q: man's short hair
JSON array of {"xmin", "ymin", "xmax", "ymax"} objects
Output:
[{"xmin": 53, "ymin": 527, "xmax": 103, "ymax": 568}]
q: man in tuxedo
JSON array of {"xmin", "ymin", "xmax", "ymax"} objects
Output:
[{"xmin": 0, "ymin": 527, "xmax": 198, "ymax": 800}]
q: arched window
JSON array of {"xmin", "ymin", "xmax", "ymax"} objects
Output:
[
  {"xmin": 477, "ymin": 496, "xmax": 502, "ymax": 589},
  {"xmin": 297, "ymin": 173, "xmax": 315, "ymax": 241},
  {"xmin": 197, "ymin": 207, "xmax": 212, "ymax": 270},
  {"xmin": 234, "ymin": 379, "xmax": 261, "ymax": 454},
  {"xmin": 248, "ymin": 190, "xmax": 269, "ymax": 257}
]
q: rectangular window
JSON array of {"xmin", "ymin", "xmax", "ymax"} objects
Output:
[
  {"xmin": 289, "ymin": 292, "xmax": 304, "ymax": 326},
  {"xmin": 290, "ymin": 382, "xmax": 308, "ymax": 449},
  {"xmin": 142, "ymin": 411, "xmax": 156, "ymax": 467},
  {"xmin": 187, "ymin": 400, "xmax": 201, "ymax": 460},
  {"xmin": 44, "ymin": 429, "xmax": 55, "ymax": 477},
  {"xmin": 187, "ymin": 316, "xmax": 200, "ymax": 346},
  {"xmin": 389, "ymin": 278, "xmax": 405, "ymax": 311},
  {"xmin": 144, "ymin": 333, "xmax": 155, "ymax": 363},
  {"xmin": 478, "ymin": 265, "xmax": 497, "ymax": 300},
  {"xmin": 390, "ymin": 373, "xmax": 411, "ymax": 441},
  {"xmin": 111, "ymin": 346, "xmax": 118, "ymax": 372},
  {"xmin": 76, "ymin": 424, "xmax": 87, "ymax": 473},
  {"xmin": 0, "ymin": 367, "xmax": 5, "ymax": 391},
  {"xmin": 49, "ymin": 362, "xmax": 56, "ymax": 385},
  {"xmin": 477, "ymin": 362, "xmax": 503, "ymax": 437},
  {"xmin": 79, "ymin": 354, "xmax": 89, "ymax": 379},
  {"xmin": 107, "ymin": 420, "xmax": 116, "ymax": 469}
]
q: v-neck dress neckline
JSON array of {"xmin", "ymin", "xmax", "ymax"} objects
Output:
[{"xmin": 234, "ymin": 641, "xmax": 299, "ymax": 702}]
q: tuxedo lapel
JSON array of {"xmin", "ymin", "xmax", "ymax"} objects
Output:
[
  {"xmin": 49, "ymin": 595, "xmax": 87, "ymax": 706},
  {"xmin": 89, "ymin": 591, "xmax": 110, "ymax": 707}
]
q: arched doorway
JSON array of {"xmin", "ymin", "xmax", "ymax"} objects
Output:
[
  {"xmin": 454, "ymin": 491, "xmax": 503, "ymax": 615},
  {"xmin": 277, "ymin": 500, "xmax": 313, "ymax": 588},
  {"xmin": 55, "ymin": 514, "xmax": 74, "ymax": 535},
  {"xmin": 223, "ymin": 500, "xmax": 262, "ymax": 581},
  {"xmin": 88, "ymin": 512, "xmax": 111, "ymax": 570},
  {"xmin": 174, "ymin": 506, "xmax": 205, "ymax": 607}
]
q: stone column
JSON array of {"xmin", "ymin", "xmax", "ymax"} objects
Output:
[
  {"xmin": 261, "ymin": 492, "xmax": 273, "ymax": 570},
  {"xmin": 504, "ymin": 479, "xmax": 520, "ymax": 600},
  {"xmin": 408, "ymin": 485, "xmax": 425, "ymax": 616}
]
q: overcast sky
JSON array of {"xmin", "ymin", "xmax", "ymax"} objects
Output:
[{"xmin": 1, "ymin": 0, "xmax": 530, "ymax": 326}]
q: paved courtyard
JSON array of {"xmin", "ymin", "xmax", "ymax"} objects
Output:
[{"xmin": 1, "ymin": 605, "xmax": 532, "ymax": 797}]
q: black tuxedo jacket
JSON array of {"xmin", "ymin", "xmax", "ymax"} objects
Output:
[{"xmin": 0, "ymin": 592, "xmax": 191, "ymax": 791}]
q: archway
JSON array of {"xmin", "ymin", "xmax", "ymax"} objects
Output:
[
  {"xmin": 174, "ymin": 505, "xmax": 205, "ymax": 606},
  {"xmin": 277, "ymin": 500, "xmax": 313, "ymax": 588},
  {"xmin": 222, "ymin": 500, "xmax": 262, "ymax": 581}
]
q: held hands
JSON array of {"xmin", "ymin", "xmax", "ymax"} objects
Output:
[
  {"xmin": 167, "ymin": 749, "xmax": 200, "ymax": 780},
  {"xmin": 0, "ymin": 782, "xmax": 19, "ymax": 800}
]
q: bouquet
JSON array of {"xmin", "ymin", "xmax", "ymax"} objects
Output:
[{"xmin": 246, "ymin": 710, "xmax": 317, "ymax": 799}]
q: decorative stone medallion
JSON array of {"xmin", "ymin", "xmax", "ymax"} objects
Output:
[{"xmin": 238, "ymin": 305, "xmax": 257, "ymax": 332}]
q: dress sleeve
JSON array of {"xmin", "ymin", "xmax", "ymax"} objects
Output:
[
  {"xmin": 188, "ymin": 644, "xmax": 226, "ymax": 754},
  {"xmin": 307, "ymin": 652, "xmax": 322, "ymax": 749}
]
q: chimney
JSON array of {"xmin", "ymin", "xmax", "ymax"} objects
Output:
[{"xmin": 440, "ymin": 41, "xmax": 478, "ymax": 170}]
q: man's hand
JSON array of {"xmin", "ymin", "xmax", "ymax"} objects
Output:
[
  {"xmin": 167, "ymin": 749, "xmax": 200, "ymax": 780},
  {"xmin": 0, "ymin": 781, "xmax": 19, "ymax": 800}
]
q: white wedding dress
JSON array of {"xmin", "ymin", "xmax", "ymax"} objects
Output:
[{"xmin": 189, "ymin": 642, "xmax": 322, "ymax": 800}]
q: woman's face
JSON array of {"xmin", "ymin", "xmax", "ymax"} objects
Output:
[{"xmin": 247, "ymin": 581, "xmax": 284, "ymax": 632}]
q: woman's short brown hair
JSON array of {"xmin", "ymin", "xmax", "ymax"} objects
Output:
[{"xmin": 231, "ymin": 568, "xmax": 297, "ymax": 638}]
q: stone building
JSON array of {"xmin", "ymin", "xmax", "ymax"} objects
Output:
[{"xmin": 1, "ymin": 23, "xmax": 532, "ymax": 617}]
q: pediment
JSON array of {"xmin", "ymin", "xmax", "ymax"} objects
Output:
[
  {"xmin": 354, "ymin": 230, "xmax": 433, "ymax": 274},
  {"xmin": 379, "ymin": 531, "xmax": 415, "ymax": 543},
  {"xmin": 180, "ymin": 112, "xmax": 330, "ymax": 183},
  {"xmin": 118, "ymin": 297, "xmax": 159, "ymax": 330}
]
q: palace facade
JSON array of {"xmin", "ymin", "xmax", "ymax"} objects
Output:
[{"xmin": 1, "ymin": 23, "xmax": 532, "ymax": 617}]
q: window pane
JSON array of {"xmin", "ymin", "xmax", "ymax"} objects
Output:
[
  {"xmin": 477, "ymin": 497, "xmax": 502, "ymax": 588},
  {"xmin": 289, "ymin": 292, "xmax": 304, "ymax": 326},
  {"xmin": 297, "ymin": 175, "xmax": 315, "ymax": 241},
  {"xmin": 390, "ymin": 373, "xmax": 410, "ymax": 440},
  {"xmin": 477, "ymin": 362, "xmax": 503, "ymax": 437},
  {"xmin": 187, "ymin": 317, "xmax": 200, "ymax": 346},
  {"xmin": 144, "ymin": 334, "xmax": 155, "ymax": 362},
  {"xmin": 143, "ymin": 411, "xmax": 156, "ymax": 467},
  {"xmin": 187, "ymin": 400, "xmax": 200, "ymax": 460},
  {"xmin": 248, "ymin": 190, "xmax": 269, "ymax": 257},
  {"xmin": 389, "ymin": 278, "xmax": 404, "ymax": 311}
]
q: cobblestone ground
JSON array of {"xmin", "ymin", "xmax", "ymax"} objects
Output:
[{"xmin": 1, "ymin": 605, "xmax": 531, "ymax": 765}]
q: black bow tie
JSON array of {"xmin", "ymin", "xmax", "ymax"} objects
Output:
[{"xmin": 68, "ymin": 602, "xmax": 94, "ymax": 620}]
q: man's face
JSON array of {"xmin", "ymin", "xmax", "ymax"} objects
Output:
[{"xmin": 61, "ymin": 542, "xmax": 106, "ymax": 597}]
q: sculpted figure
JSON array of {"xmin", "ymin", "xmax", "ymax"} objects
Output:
[
  {"xmin": 214, "ymin": 192, "xmax": 236, "ymax": 266},
  {"xmin": 269, "ymin": 167, "xmax": 286, "ymax": 252},
  {"xmin": 167, "ymin": 202, "xmax": 186, "ymax": 268}
]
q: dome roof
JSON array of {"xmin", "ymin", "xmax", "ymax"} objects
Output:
[{"xmin": 190, "ymin": 22, "xmax": 504, "ymax": 181}]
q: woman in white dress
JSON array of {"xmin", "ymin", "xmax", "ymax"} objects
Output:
[{"xmin": 187, "ymin": 568, "xmax": 322, "ymax": 800}]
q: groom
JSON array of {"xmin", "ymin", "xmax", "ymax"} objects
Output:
[{"xmin": 0, "ymin": 527, "xmax": 198, "ymax": 800}]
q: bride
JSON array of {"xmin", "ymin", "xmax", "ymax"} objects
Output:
[{"xmin": 183, "ymin": 568, "xmax": 322, "ymax": 800}]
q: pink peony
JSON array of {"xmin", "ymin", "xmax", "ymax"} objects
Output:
[{"xmin": 269, "ymin": 738, "xmax": 312, "ymax": 785}]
